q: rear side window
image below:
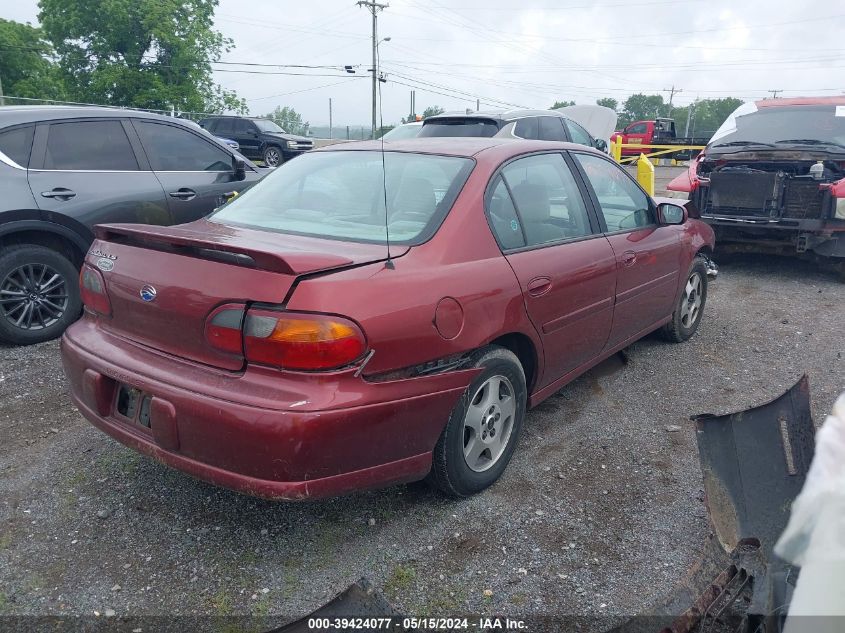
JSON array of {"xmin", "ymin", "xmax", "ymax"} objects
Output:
[
  {"xmin": 234, "ymin": 119, "xmax": 255, "ymax": 135},
  {"xmin": 418, "ymin": 119, "xmax": 499, "ymax": 138},
  {"xmin": 565, "ymin": 120, "xmax": 593, "ymax": 146},
  {"xmin": 500, "ymin": 153, "xmax": 593, "ymax": 247},
  {"xmin": 538, "ymin": 117, "xmax": 567, "ymax": 142},
  {"xmin": 135, "ymin": 121, "xmax": 233, "ymax": 171},
  {"xmin": 627, "ymin": 122, "xmax": 648, "ymax": 134},
  {"xmin": 513, "ymin": 117, "xmax": 539, "ymax": 140},
  {"xmin": 44, "ymin": 120, "xmax": 138, "ymax": 171},
  {"xmin": 212, "ymin": 118, "xmax": 233, "ymax": 135},
  {"xmin": 0, "ymin": 125, "xmax": 35, "ymax": 167},
  {"xmin": 487, "ymin": 177, "xmax": 526, "ymax": 250}
]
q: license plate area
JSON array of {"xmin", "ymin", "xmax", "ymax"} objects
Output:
[{"xmin": 115, "ymin": 383, "xmax": 153, "ymax": 429}]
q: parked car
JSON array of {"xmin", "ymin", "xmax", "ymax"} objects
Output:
[
  {"xmin": 198, "ymin": 116, "xmax": 313, "ymax": 167},
  {"xmin": 419, "ymin": 109, "xmax": 608, "ymax": 151},
  {"xmin": 0, "ymin": 106, "xmax": 264, "ymax": 345},
  {"xmin": 61, "ymin": 137, "xmax": 715, "ymax": 500},
  {"xmin": 382, "ymin": 121, "xmax": 423, "ymax": 141},
  {"xmin": 667, "ymin": 96, "xmax": 845, "ymax": 278},
  {"xmin": 611, "ymin": 117, "xmax": 709, "ymax": 158},
  {"xmin": 216, "ymin": 136, "xmax": 240, "ymax": 151}
]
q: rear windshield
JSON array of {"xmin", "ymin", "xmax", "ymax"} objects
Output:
[
  {"xmin": 210, "ymin": 150, "xmax": 474, "ymax": 244},
  {"xmin": 418, "ymin": 118, "xmax": 500, "ymax": 138},
  {"xmin": 709, "ymin": 104, "xmax": 845, "ymax": 149}
]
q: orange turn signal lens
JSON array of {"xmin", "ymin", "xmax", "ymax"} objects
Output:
[{"xmin": 244, "ymin": 311, "xmax": 366, "ymax": 370}]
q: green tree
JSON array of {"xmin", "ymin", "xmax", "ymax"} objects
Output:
[
  {"xmin": 264, "ymin": 105, "xmax": 309, "ymax": 136},
  {"xmin": 0, "ymin": 18, "xmax": 64, "ymax": 100},
  {"xmin": 673, "ymin": 97, "xmax": 744, "ymax": 136},
  {"xmin": 619, "ymin": 93, "xmax": 665, "ymax": 127},
  {"xmin": 596, "ymin": 97, "xmax": 618, "ymax": 111},
  {"xmin": 421, "ymin": 105, "xmax": 444, "ymax": 119},
  {"xmin": 37, "ymin": 0, "xmax": 246, "ymax": 113},
  {"xmin": 550, "ymin": 100, "xmax": 575, "ymax": 109}
]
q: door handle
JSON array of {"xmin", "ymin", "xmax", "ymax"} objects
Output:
[
  {"xmin": 621, "ymin": 251, "xmax": 637, "ymax": 267},
  {"xmin": 527, "ymin": 277, "xmax": 552, "ymax": 297},
  {"xmin": 169, "ymin": 188, "xmax": 197, "ymax": 200},
  {"xmin": 41, "ymin": 188, "xmax": 76, "ymax": 200}
]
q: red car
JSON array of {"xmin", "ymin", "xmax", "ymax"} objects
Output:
[{"xmin": 61, "ymin": 138, "xmax": 715, "ymax": 500}]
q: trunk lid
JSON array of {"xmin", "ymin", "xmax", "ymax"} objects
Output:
[{"xmin": 89, "ymin": 219, "xmax": 401, "ymax": 370}]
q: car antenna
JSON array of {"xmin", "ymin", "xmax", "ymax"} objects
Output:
[{"xmin": 376, "ymin": 40, "xmax": 394, "ymax": 269}]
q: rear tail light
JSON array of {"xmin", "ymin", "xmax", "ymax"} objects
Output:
[
  {"xmin": 80, "ymin": 265, "xmax": 111, "ymax": 316},
  {"xmin": 245, "ymin": 310, "xmax": 366, "ymax": 370},
  {"xmin": 204, "ymin": 308, "xmax": 367, "ymax": 370}
]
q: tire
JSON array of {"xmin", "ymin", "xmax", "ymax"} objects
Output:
[
  {"xmin": 262, "ymin": 145, "xmax": 283, "ymax": 167},
  {"xmin": 663, "ymin": 256, "xmax": 708, "ymax": 343},
  {"xmin": 0, "ymin": 245, "xmax": 81, "ymax": 346},
  {"xmin": 429, "ymin": 346, "xmax": 527, "ymax": 497}
]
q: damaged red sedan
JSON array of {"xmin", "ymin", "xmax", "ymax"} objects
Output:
[{"xmin": 61, "ymin": 138, "xmax": 715, "ymax": 500}]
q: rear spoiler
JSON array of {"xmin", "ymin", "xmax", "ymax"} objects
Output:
[{"xmin": 93, "ymin": 223, "xmax": 355, "ymax": 275}]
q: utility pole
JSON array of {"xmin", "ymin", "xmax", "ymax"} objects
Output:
[
  {"xmin": 767, "ymin": 89, "xmax": 783, "ymax": 98},
  {"xmin": 409, "ymin": 90, "xmax": 415, "ymax": 121},
  {"xmin": 664, "ymin": 85, "xmax": 682, "ymax": 118},
  {"xmin": 357, "ymin": 1, "xmax": 388, "ymax": 137},
  {"xmin": 329, "ymin": 98, "xmax": 333, "ymax": 140},
  {"xmin": 476, "ymin": 98, "xmax": 480, "ymax": 112},
  {"xmin": 0, "ymin": 75, "xmax": 5, "ymax": 106},
  {"xmin": 684, "ymin": 97, "xmax": 698, "ymax": 138}
]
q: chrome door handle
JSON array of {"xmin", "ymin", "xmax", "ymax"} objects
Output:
[
  {"xmin": 169, "ymin": 188, "xmax": 197, "ymax": 200},
  {"xmin": 41, "ymin": 188, "xmax": 76, "ymax": 200}
]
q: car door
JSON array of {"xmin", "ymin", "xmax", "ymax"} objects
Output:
[
  {"xmin": 27, "ymin": 118, "xmax": 171, "ymax": 230},
  {"xmin": 131, "ymin": 119, "xmax": 244, "ymax": 225},
  {"xmin": 537, "ymin": 116, "xmax": 568, "ymax": 142},
  {"xmin": 233, "ymin": 119, "xmax": 261, "ymax": 159},
  {"xmin": 572, "ymin": 151, "xmax": 681, "ymax": 348},
  {"xmin": 487, "ymin": 152, "xmax": 617, "ymax": 388},
  {"xmin": 622, "ymin": 122, "xmax": 649, "ymax": 153}
]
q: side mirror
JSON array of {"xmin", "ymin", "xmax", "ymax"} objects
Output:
[
  {"xmin": 233, "ymin": 157, "xmax": 246, "ymax": 181},
  {"xmin": 594, "ymin": 138, "xmax": 608, "ymax": 153},
  {"xmin": 657, "ymin": 202, "xmax": 687, "ymax": 225}
]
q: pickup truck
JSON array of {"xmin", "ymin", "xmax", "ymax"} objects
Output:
[{"xmin": 610, "ymin": 117, "xmax": 709, "ymax": 158}]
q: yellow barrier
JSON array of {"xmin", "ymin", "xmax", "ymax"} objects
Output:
[
  {"xmin": 636, "ymin": 154, "xmax": 655, "ymax": 196},
  {"xmin": 610, "ymin": 140, "xmax": 706, "ymax": 165}
]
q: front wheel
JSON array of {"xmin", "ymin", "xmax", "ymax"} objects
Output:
[
  {"xmin": 429, "ymin": 346, "xmax": 527, "ymax": 497},
  {"xmin": 0, "ymin": 245, "xmax": 81, "ymax": 345},
  {"xmin": 663, "ymin": 257, "xmax": 708, "ymax": 343},
  {"xmin": 262, "ymin": 145, "xmax": 283, "ymax": 167}
]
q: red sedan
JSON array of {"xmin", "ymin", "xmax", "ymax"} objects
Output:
[{"xmin": 61, "ymin": 138, "xmax": 715, "ymax": 500}]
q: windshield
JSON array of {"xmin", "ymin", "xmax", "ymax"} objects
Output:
[
  {"xmin": 382, "ymin": 124, "xmax": 422, "ymax": 141},
  {"xmin": 418, "ymin": 118, "xmax": 500, "ymax": 138},
  {"xmin": 211, "ymin": 150, "xmax": 474, "ymax": 244},
  {"xmin": 253, "ymin": 119, "xmax": 285, "ymax": 134},
  {"xmin": 709, "ymin": 104, "xmax": 845, "ymax": 149}
]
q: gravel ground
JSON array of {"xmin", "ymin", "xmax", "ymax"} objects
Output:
[{"xmin": 1, "ymin": 254, "xmax": 843, "ymax": 630}]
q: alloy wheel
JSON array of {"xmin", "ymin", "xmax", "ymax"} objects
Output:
[
  {"xmin": 264, "ymin": 148, "xmax": 281, "ymax": 166},
  {"xmin": 680, "ymin": 271, "xmax": 703, "ymax": 328},
  {"xmin": 462, "ymin": 375, "xmax": 516, "ymax": 472},
  {"xmin": 0, "ymin": 263, "xmax": 69, "ymax": 331}
]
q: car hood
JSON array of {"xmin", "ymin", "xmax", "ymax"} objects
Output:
[{"xmin": 265, "ymin": 132, "xmax": 311, "ymax": 143}]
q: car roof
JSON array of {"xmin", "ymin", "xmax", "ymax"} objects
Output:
[
  {"xmin": 0, "ymin": 105, "xmax": 195, "ymax": 128},
  {"xmin": 201, "ymin": 115, "xmax": 269, "ymax": 121},
  {"xmin": 755, "ymin": 95, "xmax": 845, "ymax": 108},
  {"xmin": 314, "ymin": 137, "xmax": 601, "ymax": 158},
  {"xmin": 425, "ymin": 108, "xmax": 569, "ymax": 122}
]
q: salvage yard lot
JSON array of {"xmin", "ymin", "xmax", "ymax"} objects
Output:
[{"xmin": 1, "ymin": 255, "xmax": 843, "ymax": 625}]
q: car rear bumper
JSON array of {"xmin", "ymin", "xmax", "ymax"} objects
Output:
[{"xmin": 61, "ymin": 318, "xmax": 476, "ymax": 500}]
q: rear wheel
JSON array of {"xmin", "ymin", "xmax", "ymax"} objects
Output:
[
  {"xmin": 262, "ymin": 145, "xmax": 283, "ymax": 167},
  {"xmin": 663, "ymin": 257, "xmax": 708, "ymax": 343},
  {"xmin": 0, "ymin": 245, "xmax": 81, "ymax": 345},
  {"xmin": 429, "ymin": 346, "xmax": 527, "ymax": 497}
]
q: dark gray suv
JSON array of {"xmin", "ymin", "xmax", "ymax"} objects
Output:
[{"xmin": 0, "ymin": 106, "xmax": 264, "ymax": 345}]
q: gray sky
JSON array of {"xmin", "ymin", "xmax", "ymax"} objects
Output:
[{"xmin": 5, "ymin": 0, "xmax": 845, "ymax": 126}]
